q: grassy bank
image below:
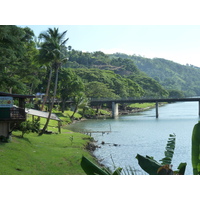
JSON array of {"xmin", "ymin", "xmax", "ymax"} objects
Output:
[
  {"xmin": 0, "ymin": 111, "xmax": 97, "ymax": 175},
  {"xmin": 129, "ymin": 103, "xmax": 156, "ymax": 109},
  {"xmin": 0, "ymin": 104, "xmax": 157, "ymax": 175}
]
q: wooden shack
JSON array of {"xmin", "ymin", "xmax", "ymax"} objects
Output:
[{"xmin": 0, "ymin": 92, "xmax": 35, "ymax": 138}]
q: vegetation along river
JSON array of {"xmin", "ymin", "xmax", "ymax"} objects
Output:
[{"xmin": 67, "ymin": 101, "xmax": 200, "ymax": 175}]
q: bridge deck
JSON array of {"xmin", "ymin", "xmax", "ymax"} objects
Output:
[{"xmin": 90, "ymin": 97, "xmax": 200, "ymax": 104}]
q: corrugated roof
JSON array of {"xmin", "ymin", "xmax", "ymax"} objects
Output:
[{"xmin": 25, "ymin": 108, "xmax": 61, "ymax": 121}]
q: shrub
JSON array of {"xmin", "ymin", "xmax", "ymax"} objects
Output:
[{"xmin": 18, "ymin": 119, "xmax": 40, "ymax": 137}]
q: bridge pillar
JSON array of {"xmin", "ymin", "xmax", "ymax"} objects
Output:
[
  {"xmin": 112, "ymin": 102, "xmax": 119, "ymax": 118},
  {"xmin": 156, "ymin": 102, "xmax": 159, "ymax": 118}
]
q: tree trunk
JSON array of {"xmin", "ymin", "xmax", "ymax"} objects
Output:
[
  {"xmin": 39, "ymin": 64, "xmax": 59, "ymax": 135},
  {"xmin": 41, "ymin": 67, "xmax": 52, "ymax": 111},
  {"xmin": 70, "ymin": 105, "xmax": 78, "ymax": 120},
  {"xmin": 61, "ymin": 97, "xmax": 67, "ymax": 113}
]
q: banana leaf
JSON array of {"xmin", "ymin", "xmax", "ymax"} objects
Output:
[
  {"xmin": 81, "ymin": 156, "xmax": 110, "ymax": 175},
  {"xmin": 159, "ymin": 133, "xmax": 176, "ymax": 165},
  {"xmin": 112, "ymin": 167, "xmax": 123, "ymax": 175},
  {"xmin": 177, "ymin": 162, "xmax": 187, "ymax": 175},
  {"xmin": 136, "ymin": 154, "xmax": 162, "ymax": 175}
]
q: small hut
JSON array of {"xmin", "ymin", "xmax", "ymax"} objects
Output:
[{"xmin": 0, "ymin": 92, "xmax": 35, "ymax": 138}]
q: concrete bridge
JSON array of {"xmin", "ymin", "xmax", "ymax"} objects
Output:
[{"xmin": 90, "ymin": 97, "xmax": 200, "ymax": 118}]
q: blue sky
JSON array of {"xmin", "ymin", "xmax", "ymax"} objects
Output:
[
  {"xmin": 19, "ymin": 25, "xmax": 200, "ymax": 67},
  {"xmin": 11, "ymin": 0, "xmax": 200, "ymax": 67}
]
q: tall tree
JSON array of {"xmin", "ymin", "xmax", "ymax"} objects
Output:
[
  {"xmin": 0, "ymin": 25, "xmax": 41, "ymax": 94},
  {"xmin": 58, "ymin": 68, "xmax": 84, "ymax": 113},
  {"xmin": 0, "ymin": 25, "xmax": 28, "ymax": 93},
  {"xmin": 38, "ymin": 28, "xmax": 69, "ymax": 135}
]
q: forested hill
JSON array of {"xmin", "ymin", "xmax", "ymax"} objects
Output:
[
  {"xmin": 1, "ymin": 24, "xmax": 199, "ymax": 99},
  {"xmin": 63, "ymin": 50, "xmax": 169, "ymax": 98},
  {"xmin": 110, "ymin": 53, "xmax": 200, "ymax": 97},
  {"xmin": 0, "ymin": 26, "xmax": 175, "ymax": 101},
  {"xmin": 64, "ymin": 50, "xmax": 200, "ymax": 97}
]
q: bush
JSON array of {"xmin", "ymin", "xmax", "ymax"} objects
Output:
[{"xmin": 18, "ymin": 119, "xmax": 40, "ymax": 137}]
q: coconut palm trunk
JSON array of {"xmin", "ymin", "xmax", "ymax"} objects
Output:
[
  {"xmin": 38, "ymin": 27, "xmax": 68, "ymax": 135},
  {"xmin": 41, "ymin": 66, "xmax": 52, "ymax": 111},
  {"xmin": 40, "ymin": 63, "xmax": 60, "ymax": 135}
]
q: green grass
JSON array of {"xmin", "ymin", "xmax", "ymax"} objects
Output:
[
  {"xmin": 0, "ymin": 111, "xmax": 97, "ymax": 175},
  {"xmin": 129, "ymin": 103, "xmax": 155, "ymax": 109},
  {"xmin": 99, "ymin": 109, "xmax": 111, "ymax": 115}
]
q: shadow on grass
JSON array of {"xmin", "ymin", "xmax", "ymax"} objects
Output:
[
  {"xmin": 0, "ymin": 142, "xmax": 6, "ymax": 146},
  {"xmin": 13, "ymin": 135, "xmax": 32, "ymax": 144},
  {"xmin": 55, "ymin": 113, "xmax": 66, "ymax": 117}
]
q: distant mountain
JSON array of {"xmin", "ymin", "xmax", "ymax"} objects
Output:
[{"xmin": 109, "ymin": 53, "xmax": 200, "ymax": 96}]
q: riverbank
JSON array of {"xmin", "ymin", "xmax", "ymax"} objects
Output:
[
  {"xmin": 80, "ymin": 103, "xmax": 158, "ymax": 119},
  {"xmin": 0, "ymin": 103, "xmax": 164, "ymax": 175},
  {"xmin": 0, "ymin": 113, "xmax": 100, "ymax": 175},
  {"xmin": 120, "ymin": 102, "xmax": 156, "ymax": 115}
]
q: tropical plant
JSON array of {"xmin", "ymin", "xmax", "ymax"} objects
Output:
[
  {"xmin": 85, "ymin": 81, "xmax": 120, "ymax": 99},
  {"xmin": 18, "ymin": 119, "xmax": 40, "ymax": 138},
  {"xmin": 191, "ymin": 121, "xmax": 200, "ymax": 175},
  {"xmin": 37, "ymin": 28, "xmax": 69, "ymax": 135},
  {"xmin": 81, "ymin": 134, "xmax": 187, "ymax": 175},
  {"xmin": 81, "ymin": 156, "xmax": 122, "ymax": 175},
  {"xmin": 136, "ymin": 133, "xmax": 187, "ymax": 175},
  {"xmin": 0, "ymin": 25, "xmax": 40, "ymax": 94},
  {"xmin": 70, "ymin": 92, "xmax": 88, "ymax": 120},
  {"xmin": 58, "ymin": 68, "xmax": 85, "ymax": 113},
  {"xmin": 40, "ymin": 65, "xmax": 52, "ymax": 111}
]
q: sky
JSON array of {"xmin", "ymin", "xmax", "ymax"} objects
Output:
[
  {"xmin": 19, "ymin": 25, "xmax": 200, "ymax": 67},
  {"xmin": 1, "ymin": 0, "xmax": 200, "ymax": 67}
]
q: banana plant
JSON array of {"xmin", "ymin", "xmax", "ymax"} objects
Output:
[
  {"xmin": 81, "ymin": 134, "xmax": 187, "ymax": 175},
  {"xmin": 136, "ymin": 134, "xmax": 187, "ymax": 175},
  {"xmin": 192, "ymin": 121, "xmax": 200, "ymax": 175},
  {"xmin": 81, "ymin": 156, "xmax": 122, "ymax": 175}
]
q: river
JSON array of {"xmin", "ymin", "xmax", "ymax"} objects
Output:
[{"xmin": 67, "ymin": 101, "xmax": 200, "ymax": 175}]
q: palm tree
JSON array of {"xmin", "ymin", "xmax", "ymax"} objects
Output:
[
  {"xmin": 40, "ymin": 65, "xmax": 52, "ymax": 112},
  {"xmin": 38, "ymin": 28, "xmax": 69, "ymax": 135}
]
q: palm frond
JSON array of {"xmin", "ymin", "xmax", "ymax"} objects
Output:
[
  {"xmin": 60, "ymin": 37, "xmax": 69, "ymax": 46},
  {"xmin": 37, "ymin": 27, "xmax": 69, "ymax": 65}
]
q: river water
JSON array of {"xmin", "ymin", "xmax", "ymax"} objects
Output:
[{"xmin": 67, "ymin": 101, "xmax": 200, "ymax": 175}]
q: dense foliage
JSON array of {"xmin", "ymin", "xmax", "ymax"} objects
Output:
[
  {"xmin": 110, "ymin": 53, "xmax": 200, "ymax": 96},
  {"xmin": 0, "ymin": 25, "xmax": 40, "ymax": 94},
  {"xmin": 64, "ymin": 50, "xmax": 169, "ymax": 98},
  {"xmin": 2, "ymin": 25, "xmax": 200, "ymax": 114}
]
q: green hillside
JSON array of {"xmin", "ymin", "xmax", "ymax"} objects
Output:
[
  {"xmin": 110, "ymin": 53, "xmax": 200, "ymax": 96},
  {"xmin": 1, "ymin": 25, "xmax": 198, "ymax": 103},
  {"xmin": 64, "ymin": 50, "xmax": 169, "ymax": 98}
]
